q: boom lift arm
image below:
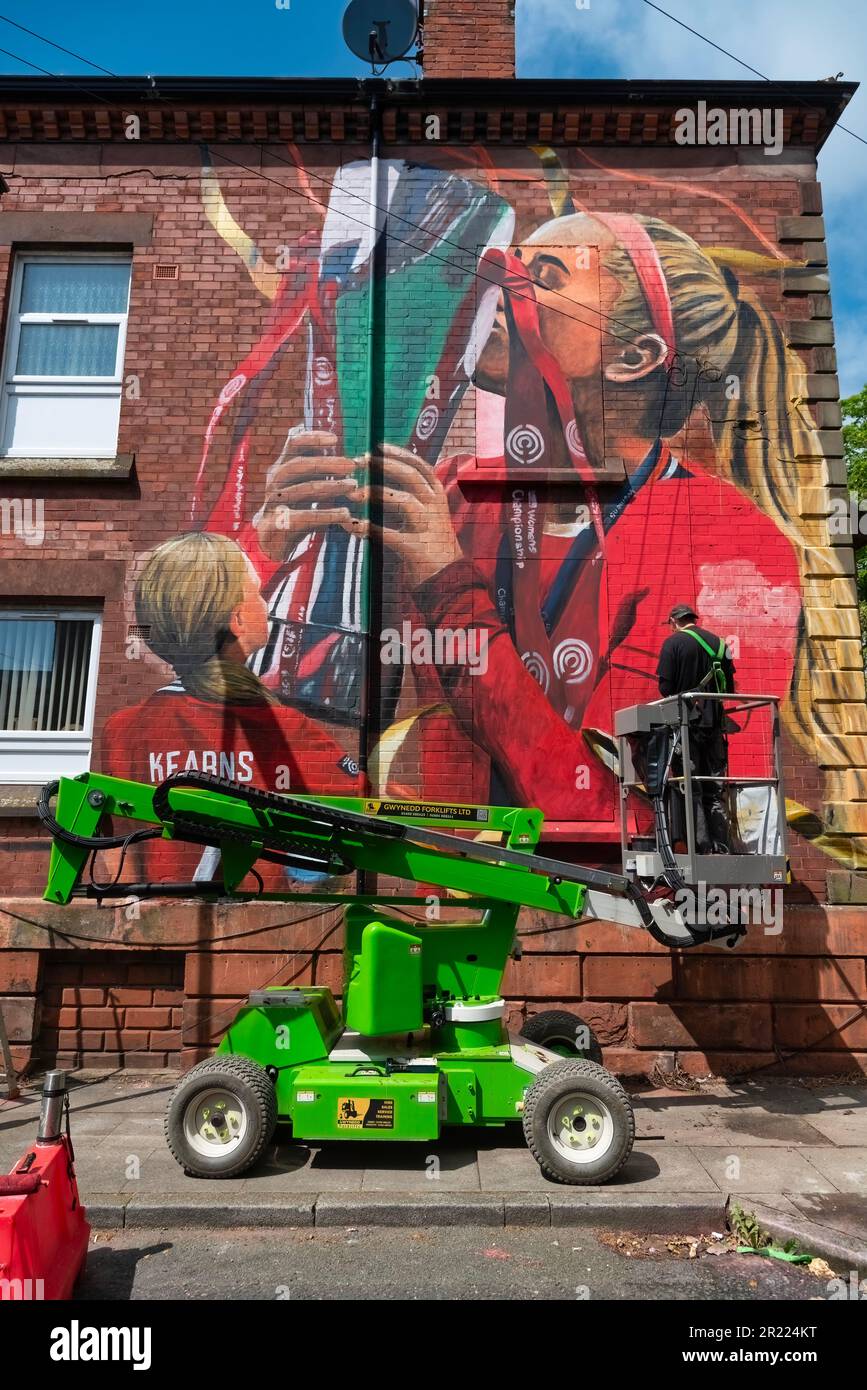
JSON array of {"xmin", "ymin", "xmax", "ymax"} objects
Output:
[{"xmin": 38, "ymin": 771, "xmax": 743, "ymax": 949}]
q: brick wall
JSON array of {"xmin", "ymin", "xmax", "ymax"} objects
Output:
[
  {"xmin": 517, "ymin": 907, "xmax": 867, "ymax": 1078},
  {"xmin": 39, "ymin": 951, "xmax": 183, "ymax": 1069},
  {"xmin": 422, "ymin": 0, "xmax": 516, "ymax": 78},
  {"xmin": 2, "ymin": 900, "xmax": 864, "ymax": 1078},
  {"xmin": 0, "ymin": 80, "xmax": 863, "ymax": 1077}
]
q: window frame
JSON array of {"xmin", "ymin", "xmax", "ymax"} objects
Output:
[
  {"xmin": 0, "ymin": 251, "xmax": 132, "ymax": 459},
  {"xmin": 0, "ymin": 606, "xmax": 103, "ymax": 782}
]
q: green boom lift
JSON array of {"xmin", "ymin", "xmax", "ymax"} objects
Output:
[{"xmin": 38, "ymin": 767, "xmax": 750, "ymax": 1185}]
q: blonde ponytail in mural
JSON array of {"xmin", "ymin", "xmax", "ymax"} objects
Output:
[
  {"xmin": 597, "ymin": 216, "xmax": 834, "ymax": 762},
  {"xmin": 708, "ymin": 278, "xmax": 830, "ymax": 758},
  {"xmin": 135, "ymin": 532, "xmax": 277, "ymax": 706}
]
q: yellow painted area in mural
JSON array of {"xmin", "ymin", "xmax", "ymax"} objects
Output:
[{"xmin": 201, "ymin": 161, "xmax": 281, "ymax": 301}]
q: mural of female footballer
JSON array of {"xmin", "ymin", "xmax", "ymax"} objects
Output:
[{"xmin": 118, "ymin": 148, "xmax": 855, "ymax": 870}]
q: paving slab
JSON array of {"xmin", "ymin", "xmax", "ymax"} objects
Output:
[
  {"xmin": 361, "ymin": 1145, "xmax": 480, "ymax": 1192},
  {"xmin": 84, "ymin": 1166, "xmax": 231, "ymax": 1196},
  {"xmin": 800, "ymin": 1110, "xmax": 867, "ymax": 1145},
  {"xmin": 75, "ymin": 1149, "xmax": 163, "ymax": 1191},
  {"xmin": 796, "ymin": 1147, "xmax": 867, "ymax": 1192},
  {"xmin": 0, "ymin": 1115, "xmax": 45, "ymax": 1141},
  {"xmin": 637, "ymin": 1113, "xmax": 832, "ymax": 1147},
  {"xmin": 244, "ymin": 1156, "xmax": 365, "ymax": 1192},
  {"xmin": 4, "ymin": 1074, "xmax": 865, "ymax": 1263},
  {"xmin": 89, "ymin": 1115, "xmax": 171, "ymax": 1133},
  {"xmin": 48, "ymin": 1114, "xmax": 127, "ymax": 1136},
  {"xmin": 0, "ymin": 1138, "xmax": 37, "ymax": 1163},
  {"xmin": 612, "ymin": 1145, "xmax": 722, "ymax": 1192},
  {"xmin": 69, "ymin": 1094, "xmax": 172, "ymax": 1113},
  {"xmin": 635, "ymin": 1088, "xmax": 819, "ymax": 1120},
  {"xmin": 477, "ymin": 1144, "xmax": 554, "ymax": 1192},
  {"xmin": 691, "ymin": 1146, "xmax": 839, "ymax": 1194},
  {"xmin": 87, "ymin": 1128, "xmax": 163, "ymax": 1150}
]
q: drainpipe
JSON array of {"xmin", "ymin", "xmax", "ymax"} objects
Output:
[
  {"xmin": 360, "ymin": 87, "xmax": 384, "ymax": 786},
  {"xmin": 355, "ymin": 87, "xmax": 385, "ymax": 897}
]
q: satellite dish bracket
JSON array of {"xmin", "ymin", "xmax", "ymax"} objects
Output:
[{"xmin": 343, "ymin": 0, "xmax": 422, "ymax": 74}]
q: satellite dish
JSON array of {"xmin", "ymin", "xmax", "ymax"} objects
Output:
[{"xmin": 342, "ymin": 0, "xmax": 419, "ymax": 66}]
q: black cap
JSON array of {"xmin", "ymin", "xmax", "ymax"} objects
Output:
[{"xmin": 665, "ymin": 603, "xmax": 698, "ymax": 625}]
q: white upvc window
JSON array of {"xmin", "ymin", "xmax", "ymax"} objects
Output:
[
  {"xmin": 0, "ymin": 609, "xmax": 103, "ymax": 783},
  {"xmin": 0, "ymin": 253, "xmax": 132, "ymax": 458}
]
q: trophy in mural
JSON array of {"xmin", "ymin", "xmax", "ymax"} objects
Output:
[
  {"xmin": 192, "ymin": 158, "xmax": 513, "ymax": 725},
  {"xmin": 253, "ymin": 162, "xmax": 514, "ymax": 723}
]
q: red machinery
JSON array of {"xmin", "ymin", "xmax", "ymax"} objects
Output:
[{"xmin": 0, "ymin": 1071, "xmax": 90, "ymax": 1301}]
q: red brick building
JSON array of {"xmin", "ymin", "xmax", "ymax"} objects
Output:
[{"xmin": 1, "ymin": 3, "xmax": 865, "ymax": 1078}]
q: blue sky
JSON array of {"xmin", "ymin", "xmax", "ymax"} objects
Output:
[{"xmin": 0, "ymin": 0, "xmax": 863, "ymax": 394}]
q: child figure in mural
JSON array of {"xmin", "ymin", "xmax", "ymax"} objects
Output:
[
  {"xmin": 102, "ymin": 532, "xmax": 362, "ymax": 885},
  {"xmin": 253, "ymin": 209, "xmax": 820, "ymax": 825}
]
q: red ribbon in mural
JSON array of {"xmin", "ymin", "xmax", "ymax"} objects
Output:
[
  {"xmin": 479, "ymin": 247, "xmax": 605, "ymax": 712},
  {"xmin": 591, "ymin": 212, "xmax": 677, "ymax": 369},
  {"xmin": 189, "ymin": 234, "xmax": 322, "ymax": 538}
]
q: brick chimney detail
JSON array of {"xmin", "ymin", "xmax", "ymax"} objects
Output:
[{"xmin": 421, "ymin": 1, "xmax": 516, "ymax": 79}]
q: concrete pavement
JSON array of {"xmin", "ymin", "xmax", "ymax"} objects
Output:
[{"xmin": 1, "ymin": 1072, "xmax": 865, "ymax": 1269}]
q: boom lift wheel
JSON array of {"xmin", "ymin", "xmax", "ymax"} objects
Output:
[
  {"xmin": 520, "ymin": 1009, "xmax": 603, "ymax": 1063},
  {"xmin": 522, "ymin": 1058, "xmax": 634, "ymax": 1185},
  {"xmin": 165, "ymin": 1055, "xmax": 277, "ymax": 1179}
]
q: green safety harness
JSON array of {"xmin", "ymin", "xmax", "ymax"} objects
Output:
[{"xmin": 683, "ymin": 626, "xmax": 729, "ymax": 694}]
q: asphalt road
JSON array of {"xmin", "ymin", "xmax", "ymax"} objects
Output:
[{"xmin": 77, "ymin": 1225, "xmax": 829, "ymax": 1301}]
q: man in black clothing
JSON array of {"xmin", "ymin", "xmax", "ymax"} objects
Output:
[{"xmin": 657, "ymin": 603, "xmax": 736, "ymax": 853}]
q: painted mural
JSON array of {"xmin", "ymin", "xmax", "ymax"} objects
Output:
[{"xmin": 101, "ymin": 146, "xmax": 853, "ymax": 882}]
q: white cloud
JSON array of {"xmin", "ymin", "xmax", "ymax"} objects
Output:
[{"xmin": 518, "ymin": 0, "xmax": 867, "ymax": 392}]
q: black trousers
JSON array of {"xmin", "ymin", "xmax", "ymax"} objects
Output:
[
  {"xmin": 663, "ymin": 726, "xmax": 730, "ymax": 854},
  {"xmin": 689, "ymin": 726, "xmax": 730, "ymax": 853}
]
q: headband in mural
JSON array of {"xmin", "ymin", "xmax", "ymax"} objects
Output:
[{"xmin": 591, "ymin": 212, "xmax": 676, "ymax": 371}]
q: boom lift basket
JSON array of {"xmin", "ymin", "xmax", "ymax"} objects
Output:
[{"xmin": 616, "ymin": 692, "xmax": 788, "ymax": 891}]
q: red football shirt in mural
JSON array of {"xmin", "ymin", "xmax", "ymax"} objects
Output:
[
  {"xmin": 102, "ymin": 686, "xmax": 362, "ymax": 883},
  {"xmin": 408, "ymin": 450, "xmax": 802, "ymax": 828}
]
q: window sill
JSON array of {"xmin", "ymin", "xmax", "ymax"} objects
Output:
[
  {"xmin": 0, "ymin": 784, "xmax": 42, "ymax": 817},
  {"xmin": 0, "ymin": 453, "xmax": 134, "ymax": 479}
]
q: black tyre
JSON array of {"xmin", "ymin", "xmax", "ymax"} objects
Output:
[
  {"xmin": 520, "ymin": 1009, "xmax": 604, "ymax": 1064},
  {"xmin": 165, "ymin": 1054, "xmax": 277, "ymax": 1178},
  {"xmin": 522, "ymin": 1058, "xmax": 635, "ymax": 1185}
]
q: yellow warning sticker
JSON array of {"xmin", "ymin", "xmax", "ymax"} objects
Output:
[{"xmin": 337, "ymin": 1097, "xmax": 395, "ymax": 1130}]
